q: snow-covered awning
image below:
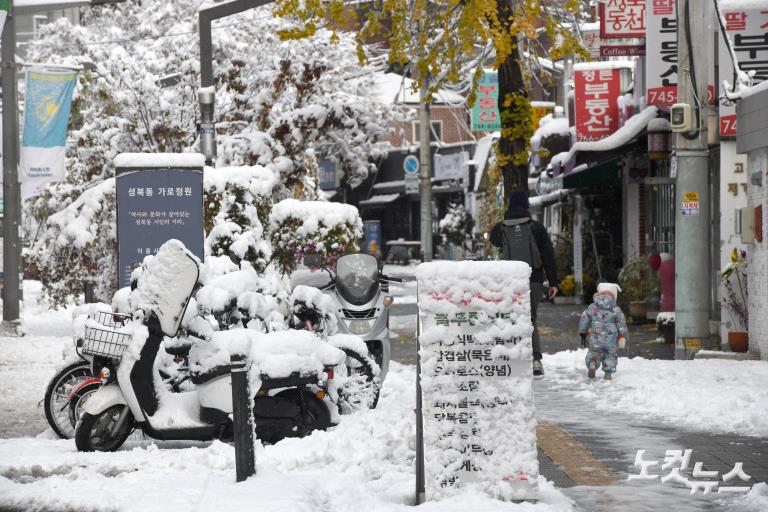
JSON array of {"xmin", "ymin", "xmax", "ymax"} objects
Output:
[
  {"xmin": 550, "ymin": 106, "xmax": 658, "ymax": 174},
  {"xmin": 529, "ymin": 189, "xmax": 571, "ymax": 208},
  {"xmin": 359, "ymin": 193, "xmax": 401, "ymax": 206}
]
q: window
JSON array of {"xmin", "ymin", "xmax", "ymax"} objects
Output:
[{"xmin": 412, "ymin": 120, "xmax": 443, "ymax": 143}]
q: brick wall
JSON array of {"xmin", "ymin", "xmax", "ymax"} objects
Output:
[
  {"xmin": 747, "ymin": 147, "xmax": 768, "ymax": 359},
  {"xmin": 383, "ymin": 105, "xmax": 475, "ymax": 148}
]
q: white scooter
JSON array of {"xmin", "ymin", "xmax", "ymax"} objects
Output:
[{"xmin": 75, "ymin": 240, "xmax": 345, "ymax": 451}]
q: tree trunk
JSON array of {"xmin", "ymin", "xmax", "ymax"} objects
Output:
[{"xmin": 497, "ymin": 37, "xmax": 529, "ymax": 204}]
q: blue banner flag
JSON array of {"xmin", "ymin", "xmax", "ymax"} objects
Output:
[{"xmin": 21, "ymin": 69, "xmax": 77, "ymax": 198}]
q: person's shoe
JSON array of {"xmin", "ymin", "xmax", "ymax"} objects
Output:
[
  {"xmin": 604, "ymin": 372, "xmax": 613, "ymax": 380},
  {"xmin": 587, "ymin": 360, "xmax": 597, "ymax": 379},
  {"xmin": 533, "ymin": 359, "xmax": 544, "ymax": 379}
]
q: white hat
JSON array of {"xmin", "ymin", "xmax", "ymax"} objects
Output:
[{"xmin": 597, "ymin": 283, "xmax": 622, "ymax": 299}]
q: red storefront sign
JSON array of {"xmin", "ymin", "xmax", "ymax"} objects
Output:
[
  {"xmin": 718, "ymin": 6, "xmax": 768, "ymax": 137},
  {"xmin": 574, "ymin": 66, "xmax": 623, "ymax": 143},
  {"xmin": 600, "ymin": 0, "xmax": 647, "ymax": 39}
]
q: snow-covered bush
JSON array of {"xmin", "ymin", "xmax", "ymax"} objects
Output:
[
  {"xmin": 438, "ymin": 203, "xmax": 474, "ymax": 245},
  {"xmin": 269, "ymin": 199, "xmax": 363, "ymax": 274},
  {"xmin": 27, "ymin": 180, "xmax": 116, "ymax": 307}
]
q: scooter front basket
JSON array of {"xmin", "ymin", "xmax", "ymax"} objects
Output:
[{"xmin": 79, "ymin": 313, "xmax": 133, "ymax": 361}]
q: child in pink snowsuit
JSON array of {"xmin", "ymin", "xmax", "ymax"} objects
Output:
[{"xmin": 578, "ymin": 283, "xmax": 628, "ymax": 380}]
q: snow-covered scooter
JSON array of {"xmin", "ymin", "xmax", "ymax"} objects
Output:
[
  {"xmin": 321, "ymin": 253, "xmax": 402, "ymax": 383},
  {"xmin": 74, "ymin": 240, "xmax": 345, "ymax": 452}
]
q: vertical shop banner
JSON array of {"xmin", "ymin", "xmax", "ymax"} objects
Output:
[
  {"xmin": 363, "ymin": 220, "xmax": 382, "ymax": 257},
  {"xmin": 600, "ymin": 0, "xmax": 647, "ymax": 38},
  {"xmin": 718, "ymin": 5, "xmax": 768, "ymax": 137},
  {"xmin": 573, "ymin": 64, "xmax": 624, "ymax": 142},
  {"xmin": 20, "ymin": 69, "xmax": 77, "ymax": 199},
  {"xmin": 471, "ymin": 71, "xmax": 501, "ymax": 132},
  {"xmin": 416, "ymin": 261, "xmax": 538, "ymax": 502},
  {"xmin": 646, "ymin": 0, "xmax": 678, "ymax": 105},
  {"xmin": 115, "ymin": 154, "xmax": 205, "ymax": 289}
]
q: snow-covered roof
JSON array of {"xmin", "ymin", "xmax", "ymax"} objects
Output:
[
  {"xmin": 551, "ymin": 106, "xmax": 659, "ymax": 169},
  {"xmin": 114, "ymin": 153, "xmax": 206, "ymax": 169},
  {"xmin": 359, "ymin": 193, "xmax": 401, "ymax": 206},
  {"xmin": 573, "ymin": 61, "xmax": 635, "ymax": 72},
  {"xmin": 371, "ymin": 73, "xmax": 465, "ymax": 105},
  {"xmin": 531, "ymin": 117, "xmax": 570, "ymax": 145}
]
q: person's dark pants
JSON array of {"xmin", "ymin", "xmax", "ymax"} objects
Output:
[{"xmin": 530, "ymin": 281, "xmax": 544, "ymax": 361}]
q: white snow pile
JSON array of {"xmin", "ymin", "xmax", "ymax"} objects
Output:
[
  {"xmin": 113, "ymin": 153, "xmax": 206, "ymax": 169},
  {"xmin": 290, "ymin": 285, "xmax": 337, "ymax": 328},
  {"xmin": 269, "ymin": 198, "xmax": 364, "ymax": 237},
  {"xmin": 416, "ymin": 261, "xmax": 538, "ymax": 501},
  {"xmin": 196, "ymin": 268, "xmax": 288, "ymax": 313},
  {"xmin": 543, "ymin": 350, "xmax": 768, "ymax": 437},
  {"xmin": 0, "ymin": 359, "xmax": 573, "ymax": 512},
  {"xmin": 42, "ymin": 178, "xmax": 115, "ymax": 249},
  {"xmin": 531, "ymin": 116, "xmax": 569, "ymax": 147}
]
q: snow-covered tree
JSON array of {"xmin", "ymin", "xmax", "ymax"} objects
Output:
[{"xmin": 24, "ymin": 0, "xmax": 391, "ymax": 304}]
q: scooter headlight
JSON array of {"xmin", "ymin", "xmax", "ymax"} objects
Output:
[{"xmin": 344, "ymin": 318, "xmax": 376, "ymax": 335}]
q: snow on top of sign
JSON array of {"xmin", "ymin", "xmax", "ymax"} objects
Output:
[
  {"xmin": 114, "ymin": 153, "xmax": 205, "ymax": 169},
  {"xmin": 573, "ymin": 60, "xmax": 634, "ymax": 71},
  {"xmin": 579, "ymin": 21, "xmax": 600, "ymax": 31},
  {"xmin": 550, "ymin": 106, "xmax": 658, "ymax": 169},
  {"xmin": 359, "ymin": 193, "xmax": 400, "ymax": 206},
  {"xmin": 416, "ymin": 261, "xmax": 531, "ymax": 315},
  {"xmin": 719, "ymin": 0, "xmax": 768, "ymax": 9},
  {"xmin": 203, "ymin": 164, "xmax": 278, "ymax": 197},
  {"xmin": 269, "ymin": 198, "xmax": 363, "ymax": 235},
  {"xmin": 734, "ymin": 77, "xmax": 768, "ymax": 100}
]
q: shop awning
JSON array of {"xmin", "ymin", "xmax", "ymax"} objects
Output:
[
  {"xmin": 562, "ymin": 160, "xmax": 622, "ymax": 189},
  {"xmin": 359, "ymin": 193, "xmax": 401, "ymax": 207}
]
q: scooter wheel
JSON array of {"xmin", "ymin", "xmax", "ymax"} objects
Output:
[
  {"xmin": 266, "ymin": 389, "xmax": 331, "ymax": 443},
  {"xmin": 75, "ymin": 406, "xmax": 133, "ymax": 452},
  {"xmin": 43, "ymin": 360, "xmax": 92, "ymax": 439},
  {"xmin": 337, "ymin": 349, "xmax": 380, "ymax": 414}
]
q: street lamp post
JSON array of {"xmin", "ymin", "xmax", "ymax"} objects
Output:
[{"xmin": 1, "ymin": 0, "xmax": 125, "ymax": 334}]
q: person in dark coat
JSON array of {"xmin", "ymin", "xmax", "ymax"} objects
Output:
[{"xmin": 490, "ymin": 190, "xmax": 558, "ymax": 378}]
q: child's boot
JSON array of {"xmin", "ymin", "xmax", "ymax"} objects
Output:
[
  {"xmin": 604, "ymin": 371, "xmax": 613, "ymax": 380},
  {"xmin": 587, "ymin": 359, "xmax": 597, "ymax": 379}
]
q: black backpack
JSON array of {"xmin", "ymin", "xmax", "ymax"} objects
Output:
[{"xmin": 500, "ymin": 218, "xmax": 543, "ymax": 269}]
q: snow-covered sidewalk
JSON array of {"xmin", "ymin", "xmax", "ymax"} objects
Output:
[{"xmin": 544, "ymin": 349, "xmax": 768, "ymax": 437}]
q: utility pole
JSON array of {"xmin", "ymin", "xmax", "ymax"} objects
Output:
[
  {"xmin": 418, "ymin": 80, "xmax": 433, "ymax": 262},
  {"xmin": 2, "ymin": 2, "xmax": 21, "ymax": 333},
  {"xmin": 674, "ymin": 0, "xmax": 711, "ymax": 358}
]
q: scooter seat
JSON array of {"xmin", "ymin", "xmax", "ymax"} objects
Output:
[{"xmin": 190, "ymin": 364, "xmax": 231, "ymax": 385}]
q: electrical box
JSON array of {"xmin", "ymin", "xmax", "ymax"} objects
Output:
[
  {"xmin": 670, "ymin": 103, "xmax": 692, "ymax": 132},
  {"xmin": 741, "ymin": 206, "xmax": 755, "ymax": 244}
]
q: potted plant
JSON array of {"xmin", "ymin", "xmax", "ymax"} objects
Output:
[
  {"xmin": 556, "ymin": 275, "xmax": 575, "ymax": 304},
  {"xmin": 656, "ymin": 312, "xmax": 675, "ymax": 344},
  {"xmin": 721, "ymin": 248, "xmax": 749, "ymax": 352},
  {"xmin": 618, "ymin": 256, "xmax": 658, "ymax": 321}
]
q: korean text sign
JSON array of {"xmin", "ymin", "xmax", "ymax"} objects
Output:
[
  {"xmin": 718, "ymin": 7, "xmax": 768, "ymax": 136},
  {"xmin": 471, "ymin": 71, "xmax": 501, "ymax": 131},
  {"xmin": 416, "ymin": 261, "xmax": 538, "ymax": 501},
  {"xmin": 574, "ymin": 66, "xmax": 623, "ymax": 142},
  {"xmin": 600, "ymin": 0, "xmax": 646, "ymax": 39},
  {"xmin": 116, "ymin": 168, "xmax": 204, "ymax": 288},
  {"xmin": 646, "ymin": 0, "xmax": 678, "ymax": 105}
]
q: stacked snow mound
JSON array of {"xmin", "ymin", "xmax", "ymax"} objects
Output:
[
  {"xmin": 416, "ymin": 261, "xmax": 538, "ymax": 501},
  {"xmin": 203, "ymin": 164, "xmax": 277, "ymax": 198},
  {"xmin": 191, "ymin": 329, "xmax": 346, "ymax": 392},
  {"xmin": 196, "ymin": 268, "xmax": 287, "ymax": 314},
  {"xmin": 289, "ymin": 285, "xmax": 337, "ymax": 333}
]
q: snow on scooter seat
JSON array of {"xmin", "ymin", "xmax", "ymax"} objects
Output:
[{"xmin": 190, "ymin": 329, "xmax": 346, "ymax": 392}]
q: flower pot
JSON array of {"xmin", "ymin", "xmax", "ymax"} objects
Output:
[
  {"xmin": 727, "ymin": 331, "xmax": 749, "ymax": 353},
  {"xmin": 629, "ymin": 301, "xmax": 648, "ymax": 321},
  {"xmin": 661, "ymin": 324, "xmax": 675, "ymax": 344}
]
